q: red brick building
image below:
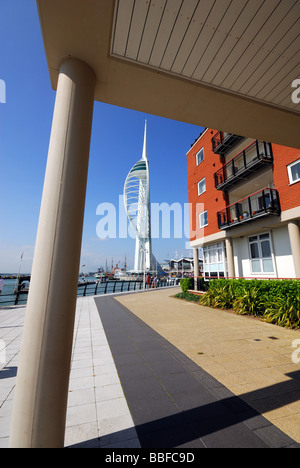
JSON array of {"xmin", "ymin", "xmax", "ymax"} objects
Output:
[{"xmin": 187, "ymin": 129, "xmax": 300, "ymax": 279}]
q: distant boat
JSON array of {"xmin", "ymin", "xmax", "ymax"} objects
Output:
[
  {"xmin": 93, "ymin": 273, "xmax": 102, "ymax": 278},
  {"xmin": 78, "ymin": 278, "xmax": 97, "ymax": 286},
  {"xmin": 14, "ymin": 279, "xmax": 30, "ymax": 294},
  {"xmin": 113, "ymin": 268, "xmax": 127, "ymax": 280}
]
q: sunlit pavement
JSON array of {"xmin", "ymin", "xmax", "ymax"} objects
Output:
[{"xmin": 1, "ymin": 287, "xmax": 299, "ymax": 448}]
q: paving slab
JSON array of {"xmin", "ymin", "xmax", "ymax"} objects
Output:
[
  {"xmin": 1, "ymin": 287, "xmax": 300, "ymax": 448},
  {"xmin": 0, "ymin": 297, "xmax": 140, "ymax": 449},
  {"xmin": 115, "ymin": 287, "xmax": 300, "ymax": 446},
  {"xmin": 95, "ymin": 293, "xmax": 299, "ymax": 448}
]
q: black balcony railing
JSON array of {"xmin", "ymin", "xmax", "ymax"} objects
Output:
[
  {"xmin": 212, "ymin": 131, "xmax": 244, "ymax": 155},
  {"xmin": 217, "ymin": 188, "xmax": 280, "ymax": 230},
  {"xmin": 214, "ymin": 141, "xmax": 273, "ymax": 191},
  {"xmin": 0, "ymin": 278, "xmax": 181, "ymax": 307}
]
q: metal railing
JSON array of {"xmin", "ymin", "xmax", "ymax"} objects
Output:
[
  {"xmin": 0, "ymin": 278, "xmax": 181, "ymax": 307},
  {"xmin": 214, "ymin": 141, "xmax": 273, "ymax": 190},
  {"xmin": 211, "ymin": 131, "xmax": 244, "ymax": 155},
  {"xmin": 217, "ymin": 188, "xmax": 280, "ymax": 230}
]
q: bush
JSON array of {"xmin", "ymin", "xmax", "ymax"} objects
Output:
[
  {"xmin": 180, "ymin": 277, "xmax": 194, "ymax": 293},
  {"xmin": 233, "ymin": 287, "xmax": 265, "ymax": 316},
  {"xmin": 174, "ymin": 291, "xmax": 201, "ymax": 303},
  {"xmin": 263, "ymin": 294, "xmax": 300, "ymax": 329},
  {"xmin": 197, "ymin": 278, "xmax": 300, "ymax": 329},
  {"xmin": 212, "ymin": 284, "xmax": 236, "ymax": 309},
  {"xmin": 198, "ymin": 288, "xmax": 216, "ymax": 308},
  {"xmin": 199, "ymin": 284, "xmax": 234, "ymax": 309}
]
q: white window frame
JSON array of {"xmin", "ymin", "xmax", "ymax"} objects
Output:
[
  {"xmin": 198, "ymin": 177, "xmax": 206, "ymax": 196},
  {"xmin": 196, "ymin": 148, "xmax": 204, "ymax": 166},
  {"xmin": 287, "ymin": 159, "xmax": 300, "ymax": 185},
  {"xmin": 203, "ymin": 243, "xmax": 226, "ymax": 279},
  {"xmin": 199, "ymin": 210, "xmax": 208, "ymax": 228},
  {"xmin": 248, "ymin": 232, "xmax": 275, "ymax": 276}
]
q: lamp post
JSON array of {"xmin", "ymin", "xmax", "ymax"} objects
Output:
[{"xmin": 142, "ymin": 244, "xmax": 147, "ymax": 290}]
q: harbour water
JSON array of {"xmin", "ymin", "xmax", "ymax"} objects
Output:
[
  {"xmin": 0, "ymin": 275, "xmax": 180, "ymax": 307},
  {"xmin": 0, "ymin": 276, "xmax": 28, "ymax": 307},
  {"xmin": 0, "ymin": 276, "xmax": 26, "ymax": 306}
]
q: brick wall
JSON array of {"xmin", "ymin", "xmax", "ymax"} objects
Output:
[
  {"xmin": 187, "ymin": 133, "xmax": 300, "ymax": 243},
  {"xmin": 272, "ymin": 143, "xmax": 300, "ymax": 212},
  {"xmin": 187, "ymin": 129, "xmax": 227, "ymax": 241}
]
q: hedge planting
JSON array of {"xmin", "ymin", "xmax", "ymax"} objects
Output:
[
  {"xmin": 180, "ymin": 277, "xmax": 194, "ymax": 293},
  {"xmin": 180, "ymin": 277, "xmax": 209, "ymax": 293},
  {"xmin": 186, "ymin": 278, "xmax": 300, "ymax": 329}
]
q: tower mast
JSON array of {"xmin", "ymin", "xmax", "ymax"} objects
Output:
[{"xmin": 124, "ymin": 120, "xmax": 152, "ymax": 272}]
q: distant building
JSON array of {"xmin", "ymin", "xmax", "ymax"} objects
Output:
[
  {"xmin": 187, "ymin": 129, "xmax": 300, "ymax": 280},
  {"xmin": 161, "ymin": 257, "xmax": 203, "ymax": 277}
]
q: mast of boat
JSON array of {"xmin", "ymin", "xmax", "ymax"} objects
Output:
[{"xmin": 14, "ymin": 251, "xmax": 24, "ymax": 290}]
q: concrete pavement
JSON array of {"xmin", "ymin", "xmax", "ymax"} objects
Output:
[
  {"xmin": 116, "ymin": 287, "xmax": 300, "ymax": 445},
  {"xmin": 0, "ymin": 286, "xmax": 299, "ymax": 448},
  {"xmin": 0, "ymin": 295, "xmax": 140, "ymax": 448}
]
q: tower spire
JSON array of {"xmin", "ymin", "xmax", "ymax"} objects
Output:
[
  {"xmin": 142, "ymin": 120, "xmax": 148, "ymax": 161},
  {"xmin": 124, "ymin": 120, "xmax": 160, "ymax": 274}
]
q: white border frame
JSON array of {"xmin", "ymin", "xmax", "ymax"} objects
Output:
[
  {"xmin": 248, "ymin": 231, "xmax": 276, "ymax": 276},
  {"xmin": 196, "ymin": 147, "xmax": 204, "ymax": 166},
  {"xmin": 199, "ymin": 210, "xmax": 208, "ymax": 228},
  {"xmin": 197, "ymin": 177, "xmax": 206, "ymax": 196},
  {"xmin": 287, "ymin": 158, "xmax": 300, "ymax": 185}
]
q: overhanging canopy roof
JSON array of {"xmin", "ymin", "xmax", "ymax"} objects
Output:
[{"xmin": 37, "ymin": 0, "xmax": 300, "ymax": 148}]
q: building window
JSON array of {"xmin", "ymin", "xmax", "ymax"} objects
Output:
[
  {"xmin": 199, "ymin": 210, "xmax": 208, "ymax": 228},
  {"xmin": 287, "ymin": 159, "xmax": 300, "ymax": 185},
  {"xmin": 198, "ymin": 177, "xmax": 206, "ymax": 196},
  {"xmin": 248, "ymin": 233, "xmax": 274, "ymax": 274},
  {"xmin": 203, "ymin": 243, "xmax": 225, "ymax": 278},
  {"xmin": 196, "ymin": 148, "xmax": 204, "ymax": 166}
]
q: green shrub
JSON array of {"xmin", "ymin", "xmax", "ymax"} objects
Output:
[
  {"xmin": 199, "ymin": 279, "xmax": 237, "ymax": 309},
  {"xmin": 263, "ymin": 295, "xmax": 300, "ymax": 329},
  {"xmin": 199, "ymin": 284, "xmax": 235, "ymax": 309},
  {"xmin": 212, "ymin": 284, "xmax": 236, "ymax": 309},
  {"xmin": 233, "ymin": 287, "xmax": 265, "ymax": 316},
  {"xmin": 198, "ymin": 288, "xmax": 216, "ymax": 308},
  {"xmin": 174, "ymin": 291, "xmax": 201, "ymax": 303},
  {"xmin": 195, "ymin": 278, "xmax": 299, "ymax": 329},
  {"xmin": 180, "ymin": 277, "xmax": 194, "ymax": 293}
]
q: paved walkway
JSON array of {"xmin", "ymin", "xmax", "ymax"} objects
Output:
[
  {"xmin": 116, "ymin": 288, "xmax": 300, "ymax": 445},
  {"xmin": 0, "ymin": 295, "xmax": 140, "ymax": 448},
  {"xmin": 0, "ymin": 287, "xmax": 299, "ymax": 448}
]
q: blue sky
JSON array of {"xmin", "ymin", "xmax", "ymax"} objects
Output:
[{"xmin": 0, "ymin": 0, "xmax": 204, "ymax": 273}]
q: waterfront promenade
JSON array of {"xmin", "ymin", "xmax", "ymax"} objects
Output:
[{"xmin": 0, "ymin": 287, "xmax": 299, "ymax": 448}]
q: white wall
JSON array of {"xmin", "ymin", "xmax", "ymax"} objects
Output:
[
  {"xmin": 233, "ymin": 237, "xmax": 251, "ymax": 278},
  {"xmin": 232, "ymin": 226, "xmax": 296, "ymax": 279},
  {"xmin": 271, "ymin": 226, "xmax": 295, "ymax": 278}
]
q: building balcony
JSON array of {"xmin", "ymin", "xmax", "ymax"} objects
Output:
[
  {"xmin": 214, "ymin": 141, "xmax": 273, "ymax": 191},
  {"xmin": 211, "ymin": 131, "xmax": 244, "ymax": 155},
  {"xmin": 217, "ymin": 188, "xmax": 280, "ymax": 230}
]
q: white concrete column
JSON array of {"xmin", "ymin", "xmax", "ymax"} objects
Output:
[
  {"xmin": 193, "ymin": 247, "xmax": 200, "ymax": 290},
  {"xmin": 9, "ymin": 58, "xmax": 96, "ymax": 448},
  {"xmin": 288, "ymin": 221, "xmax": 300, "ymax": 278},
  {"xmin": 225, "ymin": 237, "xmax": 235, "ymax": 278}
]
